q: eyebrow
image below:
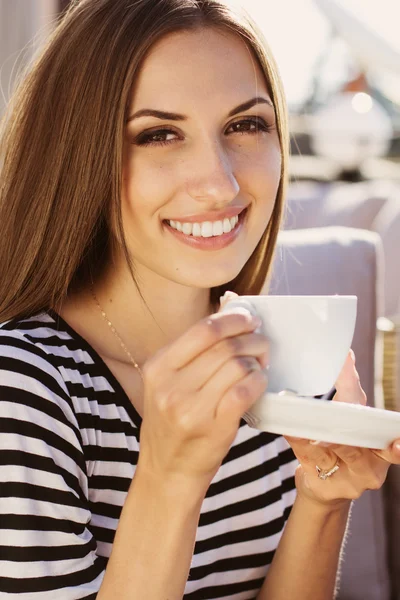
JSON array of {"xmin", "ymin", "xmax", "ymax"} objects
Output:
[{"xmin": 126, "ymin": 96, "xmax": 274, "ymax": 123}]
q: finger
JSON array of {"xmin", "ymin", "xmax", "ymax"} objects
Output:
[
  {"xmin": 289, "ymin": 439, "xmax": 385, "ymax": 495},
  {"xmin": 183, "ymin": 356, "xmax": 266, "ymax": 426},
  {"xmin": 216, "ymin": 367, "xmax": 268, "ymax": 421},
  {"xmin": 162, "ymin": 311, "xmax": 261, "ymax": 371},
  {"xmin": 371, "ymin": 439, "xmax": 400, "ymax": 465},
  {"xmin": 189, "ymin": 331, "xmax": 268, "ymax": 389},
  {"xmin": 333, "ymin": 350, "xmax": 366, "ymax": 406},
  {"xmin": 330, "ymin": 445, "xmax": 391, "ymax": 492},
  {"xmin": 284, "ymin": 436, "xmax": 338, "ymax": 473},
  {"xmin": 332, "ymin": 445, "xmax": 373, "ymax": 476},
  {"xmin": 164, "ymin": 332, "xmax": 268, "ymax": 396},
  {"xmin": 186, "ymin": 356, "xmax": 263, "ymax": 424},
  {"xmin": 201, "ymin": 354, "xmax": 263, "ymax": 401}
]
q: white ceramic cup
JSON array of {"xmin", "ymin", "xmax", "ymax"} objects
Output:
[{"xmin": 220, "ymin": 295, "xmax": 357, "ymax": 397}]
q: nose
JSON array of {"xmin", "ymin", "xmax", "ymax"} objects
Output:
[{"xmin": 186, "ymin": 139, "xmax": 240, "ymax": 207}]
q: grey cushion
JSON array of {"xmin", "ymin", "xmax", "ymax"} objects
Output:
[
  {"xmin": 284, "ymin": 181, "xmax": 331, "ymax": 230},
  {"xmin": 285, "ymin": 180, "xmax": 393, "ymax": 232}
]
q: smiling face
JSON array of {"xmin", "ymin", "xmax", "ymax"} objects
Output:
[{"xmin": 120, "ymin": 27, "xmax": 282, "ymax": 291}]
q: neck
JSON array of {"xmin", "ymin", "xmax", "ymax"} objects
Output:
[{"xmin": 91, "ymin": 259, "xmax": 214, "ymax": 364}]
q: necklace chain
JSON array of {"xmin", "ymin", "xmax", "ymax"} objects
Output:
[{"xmin": 91, "ymin": 287, "xmax": 144, "ymax": 380}]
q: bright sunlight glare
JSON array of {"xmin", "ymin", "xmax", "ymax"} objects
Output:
[{"xmin": 244, "ymin": 0, "xmax": 400, "ymax": 108}]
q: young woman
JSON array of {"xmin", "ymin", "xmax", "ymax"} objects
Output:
[{"xmin": 0, "ymin": 1, "xmax": 399, "ymax": 598}]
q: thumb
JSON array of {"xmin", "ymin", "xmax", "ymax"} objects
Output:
[
  {"xmin": 333, "ymin": 350, "xmax": 367, "ymax": 406},
  {"xmin": 372, "ymin": 439, "xmax": 400, "ymax": 465}
]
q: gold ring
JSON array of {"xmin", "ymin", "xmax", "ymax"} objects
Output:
[{"xmin": 316, "ymin": 459, "xmax": 340, "ymax": 480}]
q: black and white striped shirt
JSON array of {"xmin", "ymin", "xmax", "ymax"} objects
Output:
[{"xmin": 0, "ymin": 311, "xmax": 297, "ymax": 599}]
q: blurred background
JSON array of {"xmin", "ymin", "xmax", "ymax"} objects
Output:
[
  {"xmin": 1, "ymin": 1, "xmax": 400, "ymax": 599},
  {"xmin": 247, "ymin": 0, "xmax": 400, "ymax": 181}
]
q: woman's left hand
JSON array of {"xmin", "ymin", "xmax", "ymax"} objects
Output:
[{"xmin": 285, "ymin": 350, "xmax": 400, "ymax": 507}]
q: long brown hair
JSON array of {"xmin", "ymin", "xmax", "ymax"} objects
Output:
[{"xmin": 0, "ymin": 0, "xmax": 289, "ymax": 322}]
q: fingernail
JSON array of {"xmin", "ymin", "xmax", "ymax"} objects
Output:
[
  {"xmin": 219, "ymin": 291, "xmax": 236, "ymax": 307},
  {"xmin": 220, "ymin": 291, "xmax": 235, "ymax": 301},
  {"xmin": 395, "ymin": 442, "xmax": 400, "ymax": 453},
  {"xmin": 350, "ymin": 349, "xmax": 355, "ymax": 362}
]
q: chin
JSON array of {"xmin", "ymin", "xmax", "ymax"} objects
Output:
[{"xmin": 182, "ymin": 264, "xmax": 245, "ymax": 290}]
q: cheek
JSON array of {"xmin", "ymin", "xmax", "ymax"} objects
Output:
[
  {"xmin": 238, "ymin": 143, "xmax": 282, "ymax": 201},
  {"xmin": 121, "ymin": 154, "xmax": 175, "ymax": 222}
]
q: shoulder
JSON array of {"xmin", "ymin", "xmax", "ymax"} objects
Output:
[
  {"xmin": 0, "ymin": 312, "xmax": 71, "ymax": 396},
  {"xmin": 0, "ymin": 312, "xmax": 82, "ymax": 444}
]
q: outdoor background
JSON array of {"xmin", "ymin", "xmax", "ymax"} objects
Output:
[{"xmin": 1, "ymin": 2, "xmax": 400, "ymax": 600}]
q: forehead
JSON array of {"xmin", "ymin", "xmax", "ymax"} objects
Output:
[{"xmin": 130, "ymin": 28, "xmax": 270, "ymax": 109}]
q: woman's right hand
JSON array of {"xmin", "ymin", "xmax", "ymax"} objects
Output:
[{"xmin": 137, "ymin": 310, "xmax": 269, "ymax": 492}]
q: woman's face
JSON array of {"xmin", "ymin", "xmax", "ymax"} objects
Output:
[{"xmin": 121, "ymin": 27, "xmax": 281, "ymax": 290}]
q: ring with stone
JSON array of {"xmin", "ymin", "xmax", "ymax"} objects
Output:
[{"xmin": 316, "ymin": 458, "xmax": 340, "ymax": 480}]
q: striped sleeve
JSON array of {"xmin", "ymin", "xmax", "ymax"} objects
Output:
[{"xmin": 0, "ymin": 330, "xmax": 105, "ymax": 599}]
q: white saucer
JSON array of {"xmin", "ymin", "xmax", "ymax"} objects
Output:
[{"xmin": 244, "ymin": 393, "xmax": 400, "ymax": 449}]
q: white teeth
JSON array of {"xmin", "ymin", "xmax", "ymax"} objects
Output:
[
  {"xmin": 213, "ymin": 220, "xmax": 224, "ymax": 236},
  {"xmin": 192, "ymin": 223, "xmax": 202, "ymax": 237},
  {"xmin": 223, "ymin": 218, "xmax": 232, "ymax": 233},
  {"xmin": 167, "ymin": 213, "xmax": 242, "ymax": 237},
  {"xmin": 201, "ymin": 222, "xmax": 213, "ymax": 238},
  {"xmin": 182, "ymin": 222, "xmax": 192, "ymax": 235}
]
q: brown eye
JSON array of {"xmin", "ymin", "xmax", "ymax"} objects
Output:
[
  {"xmin": 226, "ymin": 116, "xmax": 272, "ymax": 136},
  {"xmin": 134, "ymin": 129, "xmax": 180, "ymax": 147}
]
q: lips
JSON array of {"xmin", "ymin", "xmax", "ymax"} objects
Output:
[
  {"xmin": 166, "ymin": 204, "xmax": 245, "ymax": 222},
  {"xmin": 163, "ymin": 207, "xmax": 247, "ymax": 250},
  {"xmin": 164, "ymin": 205, "xmax": 247, "ymax": 235}
]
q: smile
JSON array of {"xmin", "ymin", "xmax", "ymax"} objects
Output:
[
  {"xmin": 163, "ymin": 208, "xmax": 247, "ymax": 251},
  {"xmin": 166, "ymin": 215, "xmax": 239, "ymax": 238}
]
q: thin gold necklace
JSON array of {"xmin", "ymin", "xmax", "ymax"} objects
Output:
[{"xmin": 91, "ymin": 286, "xmax": 144, "ymax": 380}]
